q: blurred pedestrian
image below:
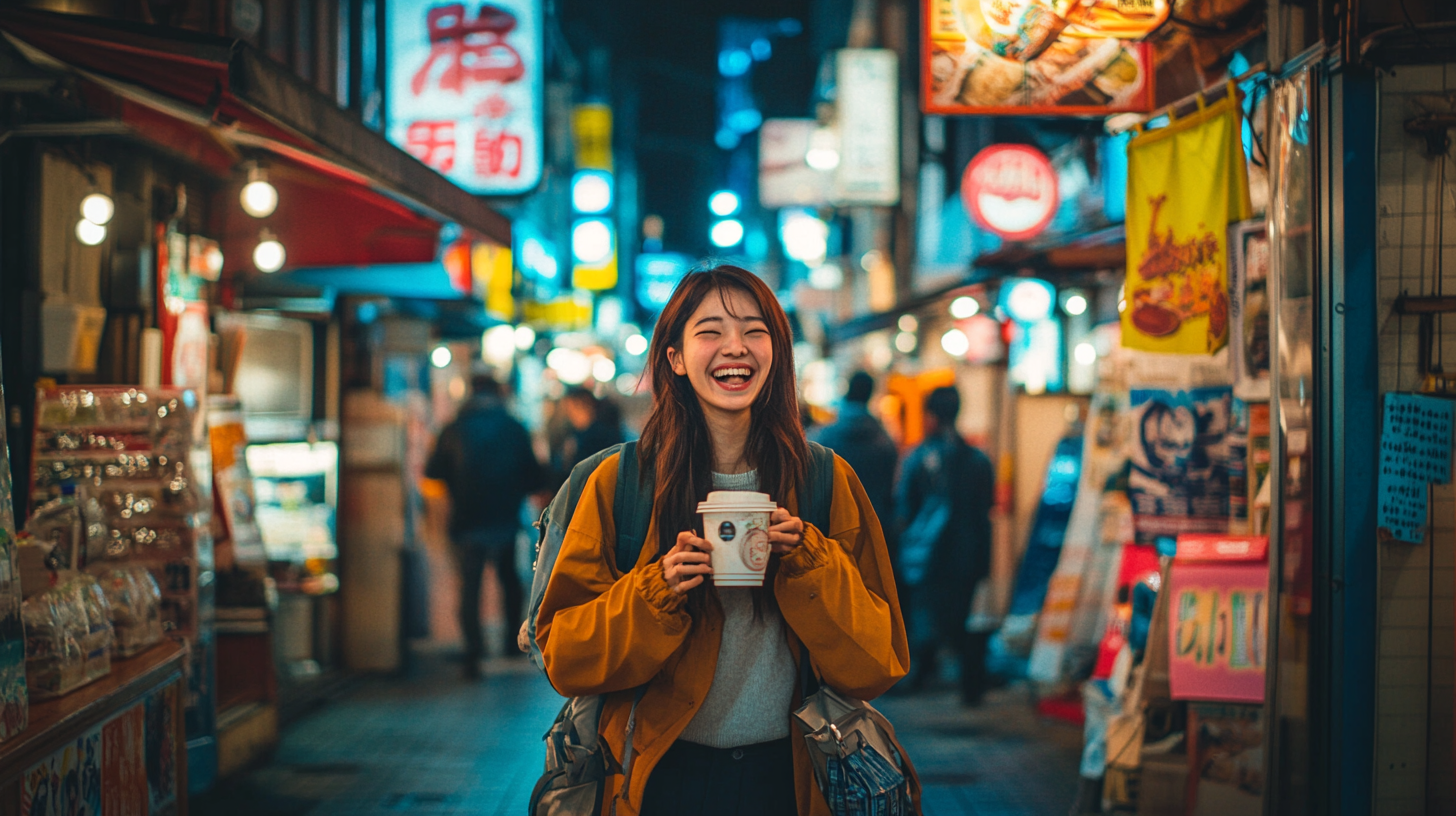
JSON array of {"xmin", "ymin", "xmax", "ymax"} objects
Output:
[
  {"xmin": 536, "ymin": 265, "xmax": 907, "ymax": 816},
  {"xmin": 895, "ymin": 385, "xmax": 994, "ymax": 704},
  {"xmin": 425, "ymin": 373, "xmax": 545, "ymax": 678},
  {"xmin": 811, "ymin": 371, "xmax": 899, "ymax": 554},
  {"xmin": 559, "ymin": 386, "xmax": 626, "ymax": 479}
]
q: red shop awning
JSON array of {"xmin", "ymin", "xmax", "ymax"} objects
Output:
[{"xmin": 0, "ymin": 8, "xmax": 511, "ymax": 262}]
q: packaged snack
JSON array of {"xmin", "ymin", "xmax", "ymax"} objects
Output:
[
  {"xmin": 21, "ymin": 577, "xmax": 114, "ymax": 699},
  {"xmin": 99, "ymin": 568, "xmax": 163, "ymax": 657}
]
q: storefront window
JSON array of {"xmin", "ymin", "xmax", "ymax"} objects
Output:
[{"xmin": 1269, "ymin": 63, "xmax": 1317, "ymax": 814}]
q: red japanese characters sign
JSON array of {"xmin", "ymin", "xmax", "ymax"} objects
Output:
[
  {"xmin": 961, "ymin": 144, "xmax": 1058, "ymax": 241},
  {"xmin": 387, "ymin": 1, "xmax": 541, "ymax": 195}
]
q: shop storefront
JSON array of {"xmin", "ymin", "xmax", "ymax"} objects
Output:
[{"xmin": 0, "ymin": 7, "xmax": 511, "ymax": 800}]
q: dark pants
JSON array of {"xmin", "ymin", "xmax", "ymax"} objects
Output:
[
  {"xmin": 640, "ymin": 738, "xmax": 797, "ymax": 816},
  {"xmin": 907, "ymin": 587, "xmax": 988, "ymax": 704},
  {"xmin": 454, "ymin": 531, "xmax": 521, "ymax": 662}
]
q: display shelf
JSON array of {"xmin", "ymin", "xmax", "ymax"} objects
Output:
[{"xmin": 0, "ymin": 639, "xmax": 186, "ymax": 785}]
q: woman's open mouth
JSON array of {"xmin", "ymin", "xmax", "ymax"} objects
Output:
[{"xmin": 710, "ymin": 365, "xmax": 755, "ymax": 392}]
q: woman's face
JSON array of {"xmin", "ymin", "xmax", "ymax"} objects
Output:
[{"xmin": 667, "ymin": 286, "xmax": 774, "ymax": 418}]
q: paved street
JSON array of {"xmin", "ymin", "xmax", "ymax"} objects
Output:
[{"xmin": 195, "ymin": 648, "xmax": 1084, "ymax": 816}]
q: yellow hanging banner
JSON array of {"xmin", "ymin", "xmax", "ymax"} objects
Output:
[{"xmin": 1122, "ymin": 94, "xmax": 1251, "ymax": 354}]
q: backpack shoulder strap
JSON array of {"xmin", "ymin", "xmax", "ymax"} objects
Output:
[
  {"xmin": 612, "ymin": 440, "xmax": 656, "ymax": 573},
  {"xmin": 804, "ymin": 441, "xmax": 836, "ymax": 535}
]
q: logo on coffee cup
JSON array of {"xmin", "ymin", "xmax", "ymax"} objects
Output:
[
  {"xmin": 744, "ymin": 529, "xmax": 770, "ymax": 570},
  {"xmin": 718, "ymin": 521, "xmax": 736, "ymax": 542}
]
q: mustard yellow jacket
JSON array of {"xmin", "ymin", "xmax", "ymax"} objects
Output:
[{"xmin": 536, "ymin": 451, "xmax": 911, "ymax": 816}]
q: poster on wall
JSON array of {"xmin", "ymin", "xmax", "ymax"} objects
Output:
[
  {"xmin": 21, "ymin": 727, "xmax": 102, "ymax": 816},
  {"xmin": 145, "ymin": 685, "xmax": 178, "ymax": 811},
  {"xmin": 1123, "ymin": 95, "xmax": 1251, "ymax": 354},
  {"xmin": 1377, "ymin": 392, "xmax": 1454, "ymax": 544},
  {"xmin": 101, "ymin": 705, "xmax": 147, "ymax": 816},
  {"xmin": 1229, "ymin": 219, "xmax": 1271, "ymax": 400},
  {"xmin": 386, "ymin": 0, "xmax": 543, "ymax": 195},
  {"xmin": 922, "ymin": 0, "xmax": 1158, "ymax": 115},
  {"xmin": 1127, "ymin": 387, "xmax": 1231, "ymax": 544}
]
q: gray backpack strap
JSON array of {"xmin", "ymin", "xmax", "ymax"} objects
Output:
[
  {"xmin": 612, "ymin": 440, "xmax": 656, "ymax": 574},
  {"xmin": 804, "ymin": 441, "xmax": 836, "ymax": 535},
  {"xmin": 608, "ymin": 686, "xmax": 650, "ymax": 816}
]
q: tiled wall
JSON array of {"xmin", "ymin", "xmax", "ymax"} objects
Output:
[{"xmin": 1375, "ymin": 64, "xmax": 1456, "ymax": 815}]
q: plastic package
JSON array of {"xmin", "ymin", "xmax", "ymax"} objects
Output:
[
  {"xmin": 0, "ymin": 527, "xmax": 27, "ymax": 740},
  {"xmin": 22, "ymin": 576, "xmax": 113, "ymax": 699},
  {"xmin": 98, "ymin": 567, "xmax": 163, "ymax": 658},
  {"xmin": 25, "ymin": 488, "xmax": 81, "ymax": 571},
  {"xmin": 77, "ymin": 578, "xmax": 112, "ymax": 682}
]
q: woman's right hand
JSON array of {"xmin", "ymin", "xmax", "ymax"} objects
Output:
[{"xmin": 662, "ymin": 531, "xmax": 713, "ymax": 594}]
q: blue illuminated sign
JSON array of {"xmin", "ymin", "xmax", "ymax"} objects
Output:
[{"xmin": 636, "ymin": 253, "xmax": 692, "ymax": 312}]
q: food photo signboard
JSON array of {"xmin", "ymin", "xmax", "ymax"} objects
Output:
[{"xmin": 923, "ymin": 0, "xmax": 1159, "ymax": 115}]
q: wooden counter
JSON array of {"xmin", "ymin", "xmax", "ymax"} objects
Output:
[{"xmin": 0, "ymin": 640, "xmax": 188, "ymax": 816}]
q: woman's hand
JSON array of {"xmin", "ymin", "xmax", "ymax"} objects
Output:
[
  {"xmin": 662, "ymin": 531, "xmax": 713, "ymax": 594},
  {"xmin": 768, "ymin": 507, "xmax": 804, "ymax": 555}
]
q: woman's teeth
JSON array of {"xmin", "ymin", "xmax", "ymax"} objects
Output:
[{"xmin": 713, "ymin": 367, "xmax": 752, "ymax": 383}]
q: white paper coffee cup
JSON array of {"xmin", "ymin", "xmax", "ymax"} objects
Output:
[{"xmin": 696, "ymin": 491, "xmax": 777, "ymax": 587}]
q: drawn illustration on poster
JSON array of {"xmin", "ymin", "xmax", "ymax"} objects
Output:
[
  {"xmin": 1229, "ymin": 219, "xmax": 1270, "ymax": 400},
  {"xmin": 102, "ymin": 704, "xmax": 147, "ymax": 816},
  {"xmin": 1123, "ymin": 95, "xmax": 1251, "ymax": 354},
  {"xmin": 1378, "ymin": 392, "xmax": 1455, "ymax": 544},
  {"xmin": 146, "ymin": 685, "xmax": 177, "ymax": 811},
  {"xmin": 1126, "ymin": 387, "xmax": 1231, "ymax": 544},
  {"xmin": 386, "ymin": 0, "xmax": 542, "ymax": 195},
  {"xmin": 923, "ymin": 0, "xmax": 1158, "ymax": 115},
  {"xmin": 21, "ymin": 727, "xmax": 102, "ymax": 816}
]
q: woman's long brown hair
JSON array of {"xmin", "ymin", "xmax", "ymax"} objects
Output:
[{"xmin": 636, "ymin": 265, "xmax": 809, "ymax": 615}]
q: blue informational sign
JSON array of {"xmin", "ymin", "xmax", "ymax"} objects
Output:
[
  {"xmin": 636, "ymin": 253, "xmax": 692, "ymax": 312},
  {"xmin": 1378, "ymin": 392, "xmax": 1455, "ymax": 543},
  {"xmin": 385, "ymin": 0, "xmax": 543, "ymax": 195}
]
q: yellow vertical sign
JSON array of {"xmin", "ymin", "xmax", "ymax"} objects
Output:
[
  {"xmin": 1123, "ymin": 94, "xmax": 1251, "ymax": 354},
  {"xmin": 473, "ymin": 242, "xmax": 515, "ymax": 320},
  {"xmin": 574, "ymin": 105, "xmax": 613, "ymax": 171}
]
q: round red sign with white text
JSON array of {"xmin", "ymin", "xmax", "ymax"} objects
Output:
[{"xmin": 961, "ymin": 144, "xmax": 1059, "ymax": 242}]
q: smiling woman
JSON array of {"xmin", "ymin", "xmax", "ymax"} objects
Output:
[{"xmin": 533, "ymin": 263, "xmax": 910, "ymax": 816}]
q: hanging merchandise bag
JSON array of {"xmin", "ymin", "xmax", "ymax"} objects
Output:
[{"xmin": 1123, "ymin": 88, "xmax": 1253, "ymax": 354}]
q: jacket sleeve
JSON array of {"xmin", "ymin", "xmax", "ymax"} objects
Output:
[
  {"xmin": 536, "ymin": 455, "xmax": 693, "ymax": 697},
  {"xmin": 776, "ymin": 457, "xmax": 910, "ymax": 700}
]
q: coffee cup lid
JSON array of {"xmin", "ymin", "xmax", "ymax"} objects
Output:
[{"xmin": 697, "ymin": 491, "xmax": 777, "ymax": 514}]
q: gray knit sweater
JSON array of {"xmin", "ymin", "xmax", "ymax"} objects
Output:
[{"xmin": 677, "ymin": 470, "xmax": 797, "ymax": 748}]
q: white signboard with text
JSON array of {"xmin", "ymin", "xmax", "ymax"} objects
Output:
[
  {"xmin": 386, "ymin": 0, "xmax": 542, "ymax": 195},
  {"xmin": 834, "ymin": 49, "xmax": 899, "ymax": 206}
]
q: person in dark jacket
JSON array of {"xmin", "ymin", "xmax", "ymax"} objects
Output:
[
  {"xmin": 895, "ymin": 385, "xmax": 995, "ymax": 704},
  {"xmin": 810, "ymin": 371, "xmax": 899, "ymax": 548},
  {"xmin": 558, "ymin": 386, "xmax": 626, "ymax": 479},
  {"xmin": 425, "ymin": 373, "xmax": 545, "ymax": 677}
]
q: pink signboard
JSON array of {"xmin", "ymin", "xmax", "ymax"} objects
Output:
[{"xmin": 1167, "ymin": 535, "xmax": 1268, "ymax": 703}]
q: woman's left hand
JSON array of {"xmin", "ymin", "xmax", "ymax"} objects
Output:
[{"xmin": 768, "ymin": 507, "xmax": 804, "ymax": 555}]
